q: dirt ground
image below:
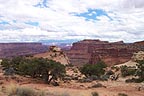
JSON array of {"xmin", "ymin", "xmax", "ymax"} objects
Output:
[
  {"xmin": 0, "ymin": 64, "xmax": 144, "ymax": 96},
  {"xmin": 22, "ymin": 80, "xmax": 144, "ymax": 96},
  {"xmin": 0, "ymin": 74, "xmax": 144, "ymax": 96}
]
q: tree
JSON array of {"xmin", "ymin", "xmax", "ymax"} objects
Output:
[
  {"xmin": 80, "ymin": 61, "xmax": 107, "ymax": 77},
  {"xmin": 1, "ymin": 57, "xmax": 66, "ymax": 84},
  {"xmin": 45, "ymin": 60, "xmax": 66, "ymax": 84}
]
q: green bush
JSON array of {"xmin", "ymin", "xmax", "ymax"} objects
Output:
[
  {"xmin": 120, "ymin": 65, "xmax": 136, "ymax": 77},
  {"xmin": 80, "ymin": 61, "xmax": 107, "ymax": 77},
  {"xmin": 135, "ymin": 60, "xmax": 144, "ymax": 81}
]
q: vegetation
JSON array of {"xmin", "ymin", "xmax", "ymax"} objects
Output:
[
  {"xmin": 125, "ymin": 60, "xmax": 144, "ymax": 83},
  {"xmin": 80, "ymin": 61, "xmax": 107, "ymax": 77},
  {"xmin": 120, "ymin": 65, "xmax": 136, "ymax": 77},
  {"xmin": 1, "ymin": 57, "xmax": 66, "ymax": 84},
  {"xmin": 1, "ymin": 84, "xmax": 45, "ymax": 96},
  {"xmin": 135, "ymin": 60, "xmax": 144, "ymax": 81}
]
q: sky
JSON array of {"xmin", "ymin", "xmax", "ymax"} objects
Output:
[{"xmin": 0, "ymin": 0, "xmax": 144, "ymax": 43}]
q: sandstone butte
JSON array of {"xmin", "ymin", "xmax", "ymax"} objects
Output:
[
  {"xmin": 34, "ymin": 46, "xmax": 70, "ymax": 65},
  {"xmin": 66, "ymin": 39, "xmax": 144, "ymax": 66}
]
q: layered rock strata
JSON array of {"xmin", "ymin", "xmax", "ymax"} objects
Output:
[
  {"xmin": 67, "ymin": 39, "xmax": 143, "ymax": 66},
  {"xmin": 0, "ymin": 43, "xmax": 47, "ymax": 58}
]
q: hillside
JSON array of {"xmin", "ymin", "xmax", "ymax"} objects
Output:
[{"xmin": 34, "ymin": 46, "xmax": 70, "ymax": 65}]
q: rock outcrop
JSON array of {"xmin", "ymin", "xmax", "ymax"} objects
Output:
[
  {"xmin": 132, "ymin": 51, "xmax": 144, "ymax": 61},
  {"xmin": 34, "ymin": 46, "xmax": 70, "ymax": 65},
  {"xmin": 67, "ymin": 39, "xmax": 143, "ymax": 66},
  {"xmin": 0, "ymin": 43, "xmax": 48, "ymax": 58}
]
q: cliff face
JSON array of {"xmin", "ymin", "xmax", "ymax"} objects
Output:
[
  {"xmin": 67, "ymin": 39, "xmax": 143, "ymax": 66},
  {"xmin": 0, "ymin": 43, "xmax": 48, "ymax": 58},
  {"xmin": 133, "ymin": 41, "xmax": 144, "ymax": 51}
]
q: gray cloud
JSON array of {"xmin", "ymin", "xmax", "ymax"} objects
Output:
[
  {"xmin": 123, "ymin": 0, "xmax": 144, "ymax": 8},
  {"xmin": 0, "ymin": 0, "xmax": 143, "ymax": 43}
]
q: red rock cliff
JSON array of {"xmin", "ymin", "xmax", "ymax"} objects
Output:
[
  {"xmin": 67, "ymin": 39, "xmax": 143, "ymax": 66},
  {"xmin": 0, "ymin": 43, "xmax": 47, "ymax": 58}
]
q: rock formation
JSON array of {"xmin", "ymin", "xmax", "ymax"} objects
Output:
[
  {"xmin": 132, "ymin": 51, "xmax": 144, "ymax": 61},
  {"xmin": 67, "ymin": 39, "xmax": 143, "ymax": 66},
  {"xmin": 34, "ymin": 46, "xmax": 70, "ymax": 65},
  {"xmin": 0, "ymin": 43, "xmax": 48, "ymax": 58}
]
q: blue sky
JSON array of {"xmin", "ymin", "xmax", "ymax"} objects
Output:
[
  {"xmin": 74, "ymin": 9, "xmax": 112, "ymax": 21},
  {"xmin": 0, "ymin": 0, "xmax": 144, "ymax": 43},
  {"xmin": 25, "ymin": 21, "xmax": 39, "ymax": 26}
]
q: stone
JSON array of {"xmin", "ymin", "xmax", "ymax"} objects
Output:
[
  {"xmin": 67, "ymin": 39, "xmax": 143, "ymax": 66},
  {"xmin": 132, "ymin": 51, "xmax": 144, "ymax": 61},
  {"xmin": 34, "ymin": 46, "xmax": 70, "ymax": 65},
  {"xmin": 0, "ymin": 43, "xmax": 48, "ymax": 58}
]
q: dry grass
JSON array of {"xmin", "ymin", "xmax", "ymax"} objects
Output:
[{"xmin": 1, "ymin": 84, "xmax": 46, "ymax": 96}]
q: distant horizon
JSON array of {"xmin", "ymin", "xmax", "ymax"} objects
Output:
[{"xmin": 0, "ymin": 39, "xmax": 143, "ymax": 44}]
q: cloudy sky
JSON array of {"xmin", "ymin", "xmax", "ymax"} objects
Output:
[{"xmin": 0, "ymin": 0, "xmax": 144, "ymax": 43}]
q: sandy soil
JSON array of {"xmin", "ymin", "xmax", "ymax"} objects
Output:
[
  {"xmin": 0, "ymin": 65, "xmax": 144, "ymax": 96},
  {"xmin": 0, "ymin": 74, "xmax": 144, "ymax": 96}
]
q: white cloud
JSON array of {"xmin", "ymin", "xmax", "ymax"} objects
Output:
[{"xmin": 0, "ymin": 0, "xmax": 144, "ymax": 43}]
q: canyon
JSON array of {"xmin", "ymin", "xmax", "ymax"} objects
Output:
[
  {"xmin": 0, "ymin": 43, "xmax": 47, "ymax": 58},
  {"xmin": 66, "ymin": 39, "xmax": 144, "ymax": 66},
  {"xmin": 0, "ymin": 39, "xmax": 144, "ymax": 66}
]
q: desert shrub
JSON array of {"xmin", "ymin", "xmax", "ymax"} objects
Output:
[
  {"xmin": 124, "ymin": 60, "xmax": 144, "ymax": 83},
  {"xmin": 91, "ymin": 92, "xmax": 99, "ymax": 96},
  {"xmin": 100, "ymin": 75, "xmax": 109, "ymax": 81},
  {"xmin": 89, "ymin": 75, "xmax": 99, "ymax": 80},
  {"xmin": 120, "ymin": 65, "xmax": 136, "ymax": 77},
  {"xmin": 80, "ymin": 61, "xmax": 107, "ymax": 77},
  {"xmin": 135, "ymin": 60, "xmax": 144, "ymax": 81},
  {"xmin": 118, "ymin": 93, "xmax": 128, "ymax": 96},
  {"xmin": 125, "ymin": 78, "xmax": 136, "ymax": 83},
  {"xmin": 105, "ymin": 70, "xmax": 114, "ymax": 75},
  {"xmin": 125, "ymin": 78, "xmax": 144, "ymax": 83}
]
